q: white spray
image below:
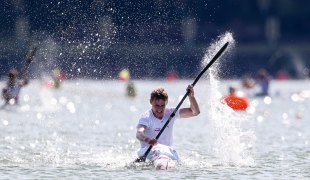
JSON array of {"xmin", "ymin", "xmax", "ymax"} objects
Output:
[{"xmin": 203, "ymin": 32, "xmax": 256, "ymax": 166}]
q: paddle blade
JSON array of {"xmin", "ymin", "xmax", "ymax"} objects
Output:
[{"xmin": 134, "ymin": 155, "xmax": 146, "ymax": 163}]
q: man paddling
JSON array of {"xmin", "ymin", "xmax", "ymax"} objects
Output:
[
  {"xmin": 1, "ymin": 47, "xmax": 36, "ymax": 108},
  {"xmin": 255, "ymin": 68, "xmax": 270, "ymax": 96},
  {"xmin": 136, "ymin": 85, "xmax": 200, "ymax": 169},
  {"xmin": 2, "ymin": 68, "xmax": 29, "ymax": 106}
]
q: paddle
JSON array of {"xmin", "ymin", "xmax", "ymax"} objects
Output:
[
  {"xmin": 1, "ymin": 47, "xmax": 37, "ymax": 109},
  {"xmin": 134, "ymin": 42, "xmax": 229, "ymax": 163},
  {"xmin": 25, "ymin": 46, "xmax": 37, "ymax": 71}
]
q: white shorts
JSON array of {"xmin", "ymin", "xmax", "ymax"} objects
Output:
[{"xmin": 138, "ymin": 144, "xmax": 180, "ymax": 162}]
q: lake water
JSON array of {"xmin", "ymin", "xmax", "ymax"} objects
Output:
[{"xmin": 0, "ymin": 78, "xmax": 309, "ymax": 179}]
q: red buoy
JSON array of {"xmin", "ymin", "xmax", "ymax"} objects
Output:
[
  {"xmin": 166, "ymin": 71, "xmax": 178, "ymax": 81},
  {"xmin": 223, "ymin": 92, "xmax": 249, "ymax": 111}
]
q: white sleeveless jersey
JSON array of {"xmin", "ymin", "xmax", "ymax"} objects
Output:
[{"xmin": 138, "ymin": 107, "xmax": 180, "ymax": 149}]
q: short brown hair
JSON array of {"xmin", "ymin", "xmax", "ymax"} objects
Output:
[{"xmin": 150, "ymin": 87, "xmax": 168, "ymax": 101}]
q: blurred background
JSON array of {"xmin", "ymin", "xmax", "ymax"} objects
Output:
[{"xmin": 0, "ymin": 0, "xmax": 309, "ymax": 80}]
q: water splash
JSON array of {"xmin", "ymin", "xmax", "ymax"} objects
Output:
[{"xmin": 204, "ymin": 32, "xmax": 256, "ymax": 166}]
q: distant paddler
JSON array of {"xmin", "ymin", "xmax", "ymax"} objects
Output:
[
  {"xmin": 126, "ymin": 82, "xmax": 136, "ymax": 97},
  {"xmin": 241, "ymin": 69, "xmax": 270, "ymax": 97},
  {"xmin": 255, "ymin": 68, "xmax": 270, "ymax": 97},
  {"xmin": 1, "ymin": 47, "xmax": 36, "ymax": 108},
  {"xmin": 52, "ymin": 68, "xmax": 66, "ymax": 88},
  {"xmin": 119, "ymin": 68, "xmax": 136, "ymax": 97},
  {"xmin": 1, "ymin": 69, "xmax": 28, "ymax": 106}
]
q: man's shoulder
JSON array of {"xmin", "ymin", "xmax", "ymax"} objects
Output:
[
  {"xmin": 141, "ymin": 109, "xmax": 152, "ymax": 118},
  {"xmin": 164, "ymin": 107, "xmax": 175, "ymax": 113},
  {"xmin": 138, "ymin": 110, "xmax": 153, "ymax": 126}
]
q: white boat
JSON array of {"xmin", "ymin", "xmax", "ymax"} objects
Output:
[
  {"xmin": 138, "ymin": 144, "xmax": 179, "ymax": 170},
  {"xmin": 150, "ymin": 154, "xmax": 176, "ymax": 170}
]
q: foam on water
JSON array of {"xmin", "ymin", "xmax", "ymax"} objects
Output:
[
  {"xmin": 0, "ymin": 33, "xmax": 257, "ymax": 170},
  {"xmin": 1, "ymin": 79, "xmax": 310, "ymax": 177},
  {"xmin": 0, "ymin": 82, "xmax": 134, "ymax": 170},
  {"xmin": 203, "ymin": 32, "xmax": 256, "ymax": 166}
]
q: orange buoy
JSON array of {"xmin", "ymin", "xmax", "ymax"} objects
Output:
[{"xmin": 223, "ymin": 92, "xmax": 249, "ymax": 111}]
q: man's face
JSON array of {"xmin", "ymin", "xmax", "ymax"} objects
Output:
[{"xmin": 150, "ymin": 98, "xmax": 167, "ymax": 119}]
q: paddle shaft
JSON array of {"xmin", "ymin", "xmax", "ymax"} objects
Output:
[
  {"xmin": 25, "ymin": 47, "xmax": 37, "ymax": 70},
  {"xmin": 137, "ymin": 42, "xmax": 229, "ymax": 162}
]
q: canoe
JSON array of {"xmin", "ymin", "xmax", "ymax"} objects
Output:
[{"xmin": 150, "ymin": 154, "xmax": 176, "ymax": 170}]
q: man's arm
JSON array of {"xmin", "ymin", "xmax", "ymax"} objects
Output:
[
  {"xmin": 2, "ymin": 88, "xmax": 9, "ymax": 101},
  {"xmin": 136, "ymin": 124, "xmax": 157, "ymax": 146},
  {"xmin": 179, "ymin": 84, "xmax": 200, "ymax": 118},
  {"xmin": 19, "ymin": 68, "xmax": 29, "ymax": 87}
]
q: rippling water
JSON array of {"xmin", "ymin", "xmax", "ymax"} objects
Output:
[{"xmin": 0, "ymin": 78, "xmax": 309, "ymax": 179}]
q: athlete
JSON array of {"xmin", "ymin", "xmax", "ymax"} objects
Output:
[
  {"xmin": 2, "ymin": 68, "xmax": 29, "ymax": 106},
  {"xmin": 255, "ymin": 68, "xmax": 270, "ymax": 96},
  {"xmin": 136, "ymin": 85, "xmax": 200, "ymax": 169}
]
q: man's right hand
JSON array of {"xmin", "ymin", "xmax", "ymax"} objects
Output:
[{"xmin": 146, "ymin": 138, "xmax": 158, "ymax": 146}]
